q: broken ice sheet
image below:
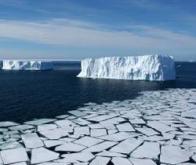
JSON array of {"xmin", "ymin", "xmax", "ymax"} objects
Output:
[
  {"xmin": 39, "ymin": 128, "xmax": 68, "ymax": 140},
  {"xmin": 112, "ymin": 157, "xmax": 132, "ymax": 165},
  {"xmin": 136, "ymin": 126, "xmax": 159, "ymax": 136},
  {"xmin": 0, "ymin": 147, "xmax": 28, "ymax": 164},
  {"xmin": 97, "ymin": 150, "xmax": 126, "ymax": 157},
  {"xmin": 22, "ymin": 133, "xmax": 43, "ymax": 149},
  {"xmin": 74, "ymin": 136, "xmax": 103, "ymax": 147},
  {"xmin": 90, "ymin": 129, "xmax": 107, "ymax": 137},
  {"xmin": 31, "ymin": 147, "xmax": 59, "ymax": 164},
  {"xmin": 129, "ymin": 158, "xmax": 156, "ymax": 165},
  {"xmin": 131, "ymin": 142, "xmax": 160, "ymax": 160},
  {"xmin": 0, "ymin": 141, "xmax": 23, "ymax": 150},
  {"xmin": 116, "ymin": 123, "xmax": 135, "ymax": 132},
  {"xmin": 100, "ymin": 132, "xmax": 137, "ymax": 141},
  {"xmin": 160, "ymin": 145, "xmax": 191, "ymax": 164},
  {"xmin": 89, "ymin": 156, "xmax": 111, "ymax": 165},
  {"xmin": 55, "ymin": 142, "xmax": 86, "ymax": 152},
  {"xmin": 83, "ymin": 141, "xmax": 117, "ymax": 153},
  {"xmin": 61, "ymin": 152, "xmax": 94, "ymax": 162},
  {"xmin": 110, "ymin": 138, "xmax": 143, "ymax": 154}
]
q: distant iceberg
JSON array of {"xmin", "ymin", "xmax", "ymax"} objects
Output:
[
  {"xmin": 77, "ymin": 55, "xmax": 176, "ymax": 81},
  {"xmin": 2, "ymin": 60, "xmax": 53, "ymax": 70}
]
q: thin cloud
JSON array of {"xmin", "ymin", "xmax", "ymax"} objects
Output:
[{"xmin": 0, "ymin": 19, "xmax": 196, "ymax": 52}]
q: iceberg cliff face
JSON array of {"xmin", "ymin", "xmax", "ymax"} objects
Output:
[
  {"xmin": 2, "ymin": 60, "xmax": 53, "ymax": 70},
  {"xmin": 77, "ymin": 55, "xmax": 176, "ymax": 81}
]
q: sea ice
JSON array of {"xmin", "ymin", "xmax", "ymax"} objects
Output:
[
  {"xmin": 31, "ymin": 147, "xmax": 59, "ymax": 164},
  {"xmin": 83, "ymin": 141, "xmax": 117, "ymax": 153},
  {"xmin": 129, "ymin": 158, "xmax": 157, "ymax": 165},
  {"xmin": 74, "ymin": 136, "xmax": 103, "ymax": 147},
  {"xmin": 89, "ymin": 156, "xmax": 110, "ymax": 165},
  {"xmin": 116, "ymin": 123, "xmax": 135, "ymax": 132},
  {"xmin": 0, "ymin": 148, "xmax": 28, "ymax": 164},
  {"xmin": 55, "ymin": 142, "xmax": 86, "ymax": 152},
  {"xmin": 131, "ymin": 142, "xmax": 160, "ymax": 160},
  {"xmin": 160, "ymin": 145, "xmax": 190, "ymax": 164},
  {"xmin": 110, "ymin": 138, "xmax": 143, "ymax": 154},
  {"xmin": 112, "ymin": 157, "xmax": 132, "ymax": 165},
  {"xmin": 61, "ymin": 152, "xmax": 94, "ymax": 162},
  {"xmin": 22, "ymin": 133, "xmax": 43, "ymax": 149}
]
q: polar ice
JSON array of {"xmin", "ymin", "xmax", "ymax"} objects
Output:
[
  {"xmin": 78, "ymin": 55, "xmax": 176, "ymax": 81},
  {"xmin": 2, "ymin": 60, "xmax": 53, "ymax": 70}
]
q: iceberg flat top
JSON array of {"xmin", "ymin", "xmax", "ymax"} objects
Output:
[
  {"xmin": 77, "ymin": 55, "xmax": 176, "ymax": 81},
  {"xmin": 2, "ymin": 60, "xmax": 53, "ymax": 70}
]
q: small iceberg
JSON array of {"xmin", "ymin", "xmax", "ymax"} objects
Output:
[
  {"xmin": 77, "ymin": 55, "xmax": 176, "ymax": 81},
  {"xmin": 2, "ymin": 60, "xmax": 53, "ymax": 70}
]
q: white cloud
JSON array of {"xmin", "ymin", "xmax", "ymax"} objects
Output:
[{"xmin": 0, "ymin": 19, "xmax": 196, "ymax": 53}]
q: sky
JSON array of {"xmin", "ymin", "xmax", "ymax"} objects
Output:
[{"xmin": 0, "ymin": 0, "xmax": 196, "ymax": 61}]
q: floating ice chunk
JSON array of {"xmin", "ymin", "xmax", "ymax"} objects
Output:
[
  {"xmin": 0, "ymin": 141, "xmax": 22, "ymax": 150},
  {"xmin": 131, "ymin": 142, "xmax": 160, "ymax": 160},
  {"xmin": 192, "ymin": 154, "xmax": 196, "ymax": 162},
  {"xmin": 61, "ymin": 152, "xmax": 94, "ymax": 162},
  {"xmin": 72, "ymin": 126, "xmax": 90, "ymax": 138},
  {"xmin": 9, "ymin": 125, "xmax": 34, "ymax": 131},
  {"xmin": 10, "ymin": 162, "xmax": 27, "ymax": 165},
  {"xmin": 55, "ymin": 142, "xmax": 86, "ymax": 152},
  {"xmin": 73, "ymin": 118, "xmax": 90, "ymax": 126},
  {"xmin": 22, "ymin": 133, "xmax": 43, "ymax": 149},
  {"xmin": 69, "ymin": 110, "xmax": 86, "ymax": 117},
  {"xmin": 110, "ymin": 138, "xmax": 143, "ymax": 154},
  {"xmin": 112, "ymin": 157, "xmax": 132, "ymax": 165},
  {"xmin": 78, "ymin": 55, "xmax": 176, "ymax": 81},
  {"xmin": 91, "ymin": 129, "xmax": 107, "ymax": 137},
  {"xmin": 87, "ymin": 114, "xmax": 118, "ymax": 122},
  {"xmin": 25, "ymin": 119, "xmax": 55, "ymax": 126},
  {"xmin": 55, "ymin": 120, "xmax": 75, "ymax": 132},
  {"xmin": 136, "ymin": 127, "xmax": 159, "ymax": 136},
  {"xmin": 44, "ymin": 138, "xmax": 74, "ymax": 148},
  {"xmin": 147, "ymin": 121, "xmax": 174, "ymax": 133},
  {"xmin": 0, "ymin": 121, "xmax": 18, "ymax": 127},
  {"xmin": 31, "ymin": 147, "xmax": 59, "ymax": 164},
  {"xmin": 0, "ymin": 147, "xmax": 28, "ymax": 164},
  {"xmin": 2, "ymin": 60, "xmax": 53, "ymax": 70},
  {"xmin": 44, "ymin": 140, "xmax": 65, "ymax": 148},
  {"xmin": 116, "ymin": 123, "xmax": 135, "ymax": 132},
  {"xmin": 74, "ymin": 136, "xmax": 103, "ymax": 147},
  {"xmin": 83, "ymin": 141, "xmax": 117, "ymax": 153},
  {"xmin": 182, "ymin": 110, "xmax": 196, "ymax": 119},
  {"xmin": 0, "ymin": 155, "xmax": 3, "ymax": 165},
  {"xmin": 39, "ymin": 128, "xmax": 68, "ymax": 140},
  {"xmin": 130, "ymin": 118, "xmax": 146, "ymax": 124},
  {"xmin": 160, "ymin": 145, "xmax": 191, "ymax": 164},
  {"xmin": 129, "ymin": 158, "xmax": 156, "ymax": 165},
  {"xmin": 100, "ymin": 132, "xmax": 135, "ymax": 141},
  {"xmin": 37, "ymin": 124, "xmax": 58, "ymax": 132},
  {"xmin": 97, "ymin": 150, "xmax": 126, "ymax": 157},
  {"xmin": 89, "ymin": 156, "xmax": 110, "ymax": 165},
  {"xmin": 37, "ymin": 163, "xmax": 65, "ymax": 165}
]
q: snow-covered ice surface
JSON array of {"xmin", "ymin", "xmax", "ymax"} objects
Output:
[
  {"xmin": 0, "ymin": 88, "xmax": 196, "ymax": 164},
  {"xmin": 2, "ymin": 60, "xmax": 53, "ymax": 70},
  {"xmin": 78, "ymin": 55, "xmax": 176, "ymax": 81}
]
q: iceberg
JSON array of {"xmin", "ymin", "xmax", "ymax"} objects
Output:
[
  {"xmin": 2, "ymin": 60, "xmax": 53, "ymax": 70},
  {"xmin": 77, "ymin": 55, "xmax": 176, "ymax": 81}
]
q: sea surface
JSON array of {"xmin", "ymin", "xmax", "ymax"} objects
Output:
[{"xmin": 0, "ymin": 61, "xmax": 195, "ymax": 122}]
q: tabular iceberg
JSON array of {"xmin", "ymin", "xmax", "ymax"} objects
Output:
[
  {"xmin": 77, "ymin": 55, "xmax": 176, "ymax": 81},
  {"xmin": 2, "ymin": 60, "xmax": 53, "ymax": 70}
]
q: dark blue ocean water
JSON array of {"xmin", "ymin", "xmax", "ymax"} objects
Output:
[{"xmin": 0, "ymin": 61, "xmax": 195, "ymax": 122}]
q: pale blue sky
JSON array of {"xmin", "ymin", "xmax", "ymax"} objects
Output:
[{"xmin": 0, "ymin": 0, "xmax": 196, "ymax": 61}]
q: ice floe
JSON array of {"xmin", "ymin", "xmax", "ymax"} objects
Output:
[{"xmin": 0, "ymin": 88, "xmax": 196, "ymax": 164}]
